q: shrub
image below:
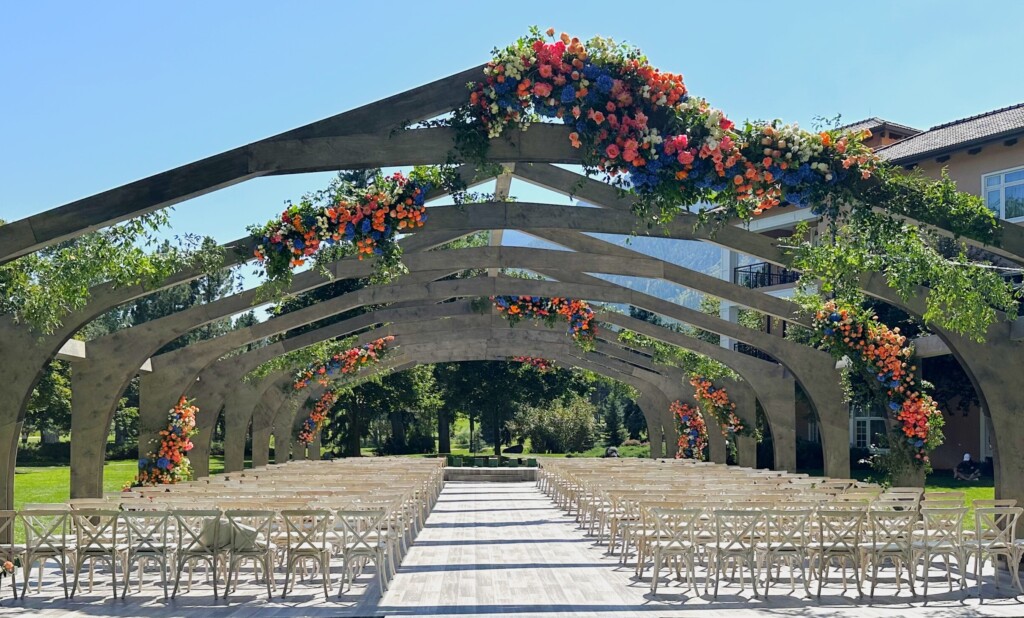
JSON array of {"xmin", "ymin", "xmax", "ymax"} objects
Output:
[{"xmin": 519, "ymin": 395, "xmax": 597, "ymax": 454}]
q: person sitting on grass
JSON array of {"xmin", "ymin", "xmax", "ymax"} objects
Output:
[{"xmin": 953, "ymin": 452, "xmax": 981, "ymax": 481}]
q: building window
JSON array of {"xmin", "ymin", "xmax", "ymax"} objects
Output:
[
  {"xmin": 806, "ymin": 420, "xmax": 820, "ymax": 444},
  {"xmin": 850, "ymin": 405, "xmax": 888, "ymax": 449},
  {"xmin": 982, "ymin": 166, "xmax": 1024, "ymax": 221}
]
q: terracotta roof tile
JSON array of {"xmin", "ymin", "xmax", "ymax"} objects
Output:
[{"xmin": 876, "ymin": 103, "xmax": 1024, "ymax": 164}]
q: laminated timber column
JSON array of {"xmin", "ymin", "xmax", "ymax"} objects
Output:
[
  {"xmin": 251, "ymin": 388, "xmax": 289, "ymax": 468},
  {"xmin": 183, "ymin": 358, "xmax": 288, "ymax": 478},
  {"xmin": 272, "ymin": 411, "xmax": 292, "ymax": 464},
  {"xmin": 726, "ymin": 378, "xmax": 758, "ymax": 468},
  {"xmin": 310, "ymin": 434, "xmax": 322, "ymax": 460}
]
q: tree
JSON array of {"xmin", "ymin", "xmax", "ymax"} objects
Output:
[
  {"xmin": 516, "ymin": 394, "xmax": 597, "ymax": 454},
  {"xmin": 24, "ymin": 360, "xmax": 72, "ymax": 442}
]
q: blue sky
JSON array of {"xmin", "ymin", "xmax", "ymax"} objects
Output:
[{"xmin": 3, "ymin": 1, "xmax": 1023, "ymax": 253}]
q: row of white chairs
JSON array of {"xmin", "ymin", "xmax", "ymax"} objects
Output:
[
  {"xmin": 538, "ymin": 459, "xmax": 1024, "ymax": 600},
  {"xmin": 2, "ymin": 458, "xmax": 444, "ymax": 601}
]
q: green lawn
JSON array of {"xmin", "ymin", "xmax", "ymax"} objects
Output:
[{"xmin": 13, "ymin": 456, "xmax": 231, "ymax": 509}]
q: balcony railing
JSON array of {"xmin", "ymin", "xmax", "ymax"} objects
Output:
[
  {"xmin": 733, "ymin": 342, "xmax": 776, "ymax": 362},
  {"xmin": 733, "ymin": 262, "xmax": 800, "ymax": 289}
]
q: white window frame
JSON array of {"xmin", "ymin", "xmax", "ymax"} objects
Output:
[
  {"xmin": 806, "ymin": 419, "xmax": 820, "ymax": 444},
  {"xmin": 849, "ymin": 405, "xmax": 889, "ymax": 450},
  {"xmin": 982, "ymin": 165, "xmax": 1024, "ymax": 222}
]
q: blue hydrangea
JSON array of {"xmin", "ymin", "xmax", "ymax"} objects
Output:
[
  {"xmin": 156, "ymin": 457, "xmax": 170, "ymax": 470},
  {"xmin": 361, "ymin": 219, "xmax": 371, "ymax": 234},
  {"xmin": 560, "ymin": 86, "xmax": 576, "ymax": 104},
  {"xmin": 595, "ymin": 74, "xmax": 614, "ymax": 94},
  {"xmin": 138, "ymin": 458, "xmax": 148, "ymax": 469}
]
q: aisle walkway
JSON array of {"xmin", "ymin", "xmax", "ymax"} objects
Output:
[{"xmin": 369, "ymin": 481, "xmax": 1024, "ymax": 617}]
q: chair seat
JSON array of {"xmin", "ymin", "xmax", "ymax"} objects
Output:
[
  {"xmin": 861, "ymin": 543, "xmax": 910, "ymax": 554},
  {"xmin": 757, "ymin": 542, "xmax": 804, "ymax": 552},
  {"xmin": 911, "ymin": 540, "xmax": 958, "ymax": 550}
]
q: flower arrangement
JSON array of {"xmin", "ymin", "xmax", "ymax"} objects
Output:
[
  {"xmin": 512, "ymin": 355, "xmax": 555, "ymax": 371},
  {"xmin": 672, "ymin": 400, "xmax": 707, "ymax": 461},
  {"xmin": 130, "ymin": 397, "xmax": 198, "ymax": 487},
  {"xmin": 293, "ymin": 336, "xmax": 395, "ymax": 390},
  {"xmin": 689, "ymin": 376, "xmax": 749, "ymax": 437},
  {"xmin": 467, "ymin": 28, "xmax": 886, "ymax": 222},
  {"xmin": 249, "ymin": 172, "xmax": 429, "ymax": 288},
  {"xmin": 297, "ymin": 389, "xmax": 338, "ymax": 445},
  {"xmin": 812, "ymin": 300, "xmax": 944, "ymax": 467},
  {"xmin": 491, "ymin": 295, "xmax": 596, "ymax": 347},
  {"xmin": 1, "ymin": 558, "xmax": 16, "ymax": 579}
]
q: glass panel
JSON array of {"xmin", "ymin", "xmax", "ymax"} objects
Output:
[
  {"xmin": 985, "ymin": 174, "xmax": 1002, "ymax": 188},
  {"xmin": 855, "ymin": 421, "xmax": 868, "ymax": 448},
  {"xmin": 1005, "ymin": 185, "xmax": 1024, "ymax": 219},
  {"xmin": 1004, "ymin": 169, "xmax": 1024, "ymax": 183},
  {"xmin": 987, "ymin": 190, "xmax": 1001, "ymax": 213},
  {"xmin": 869, "ymin": 420, "xmax": 888, "ymax": 447}
]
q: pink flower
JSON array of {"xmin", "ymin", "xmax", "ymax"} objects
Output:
[
  {"xmin": 720, "ymin": 136, "xmax": 734, "ymax": 152},
  {"xmin": 532, "ymin": 82, "xmax": 552, "ymax": 97},
  {"xmin": 677, "ymin": 150, "xmax": 695, "ymax": 165},
  {"xmin": 538, "ymin": 64, "xmax": 553, "ymax": 78},
  {"xmin": 719, "ymin": 118, "xmax": 735, "ymax": 131},
  {"xmin": 605, "ymin": 144, "xmax": 621, "ymax": 159}
]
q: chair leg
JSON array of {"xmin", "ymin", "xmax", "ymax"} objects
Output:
[
  {"xmin": 650, "ymin": 550, "xmax": 661, "ymax": 594},
  {"xmin": 70, "ymin": 558, "xmax": 82, "ymax": 599}
]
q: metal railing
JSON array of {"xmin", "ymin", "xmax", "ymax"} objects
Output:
[
  {"xmin": 733, "ymin": 262, "xmax": 800, "ymax": 289},
  {"xmin": 733, "ymin": 342, "xmax": 776, "ymax": 362}
]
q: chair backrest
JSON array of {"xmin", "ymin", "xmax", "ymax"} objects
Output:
[
  {"xmin": 974, "ymin": 499, "xmax": 1017, "ymax": 509},
  {"xmin": 0, "ymin": 510, "xmax": 14, "ymax": 550},
  {"xmin": 71, "ymin": 509, "xmax": 121, "ymax": 551},
  {"xmin": 334, "ymin": 509, "xmax": 388, "ymax": 554},
  {"xmin": 172, "ymin": 509, "xmax": 223, "ymax": 554},
  {"xmin": 650, "ymin": 508, "xmax": 702, "ymax": 549},
  {"xmin": 816, "ymin": 509, "xmax": 865, "ymax": 553},
  {"xmin": 223, "ymin": 510, "xmax": 276, "ymax": 552},
  {"xmin": 865, "ymin": 508, "xmax": 916, "ymax": 551},
  {"xmin": 762, "ymin": 508, "xmax": 813, "ymax": 549},
  {"xmin": 281, "ymin": 509, "xmax": 331, "ymax": 552},
  {"xmin": 974, "ymin": 507, "xmax": 1023, "ymax": 548},
  {"xmin": 120, "ymin": 510, "xmax": 170, "ymax": 555},
  {"xmin": 714, "ymin": 510, "xmax": 763, "ymax": 551},
  {"xmin": 919, "ymin": 506, "xmax": 966, "ymax": 548},
  {"xmin": 19, "ymin": 509, "xmax": 71, "ymax": 554},
  {"xmin": 922, "ymin": 491, "xmax": 965, "ymax": 503}
]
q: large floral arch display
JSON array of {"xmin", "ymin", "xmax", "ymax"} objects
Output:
[
  {"xmin": 290, "ymin": 336, "xmax": 395, "ymax": 444},
  {"xmin": 812, "ymin": 301, "xmax": 943, "ymax": 468},
  {"xmin": 491, "ymin": 295, "xmax": 596, "ymax": 348},
  {"xmin": 130, "ymin": 396, "xmax": 198, "ymax": 487},
  {"xmin": 238, "ymin": 28, "xmax": 1005, "ymax": 471},
  {"xmin": 672, "ymin": 400, "xmax": 707, "ymax": 461}
]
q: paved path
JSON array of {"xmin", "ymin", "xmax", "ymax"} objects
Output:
[{"xmin": 11, "ymin": 480, "xmax": 1024, "ymax": 617}]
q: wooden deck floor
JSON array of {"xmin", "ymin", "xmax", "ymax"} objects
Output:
[{"xmin": 9, "ymin": 481, "xmax": 1024, "ymax": 617}]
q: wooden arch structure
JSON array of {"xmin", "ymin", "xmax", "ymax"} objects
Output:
[{"xmin": 2, "ymin": 66, "xmax": 1024, "ymax": 512}]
